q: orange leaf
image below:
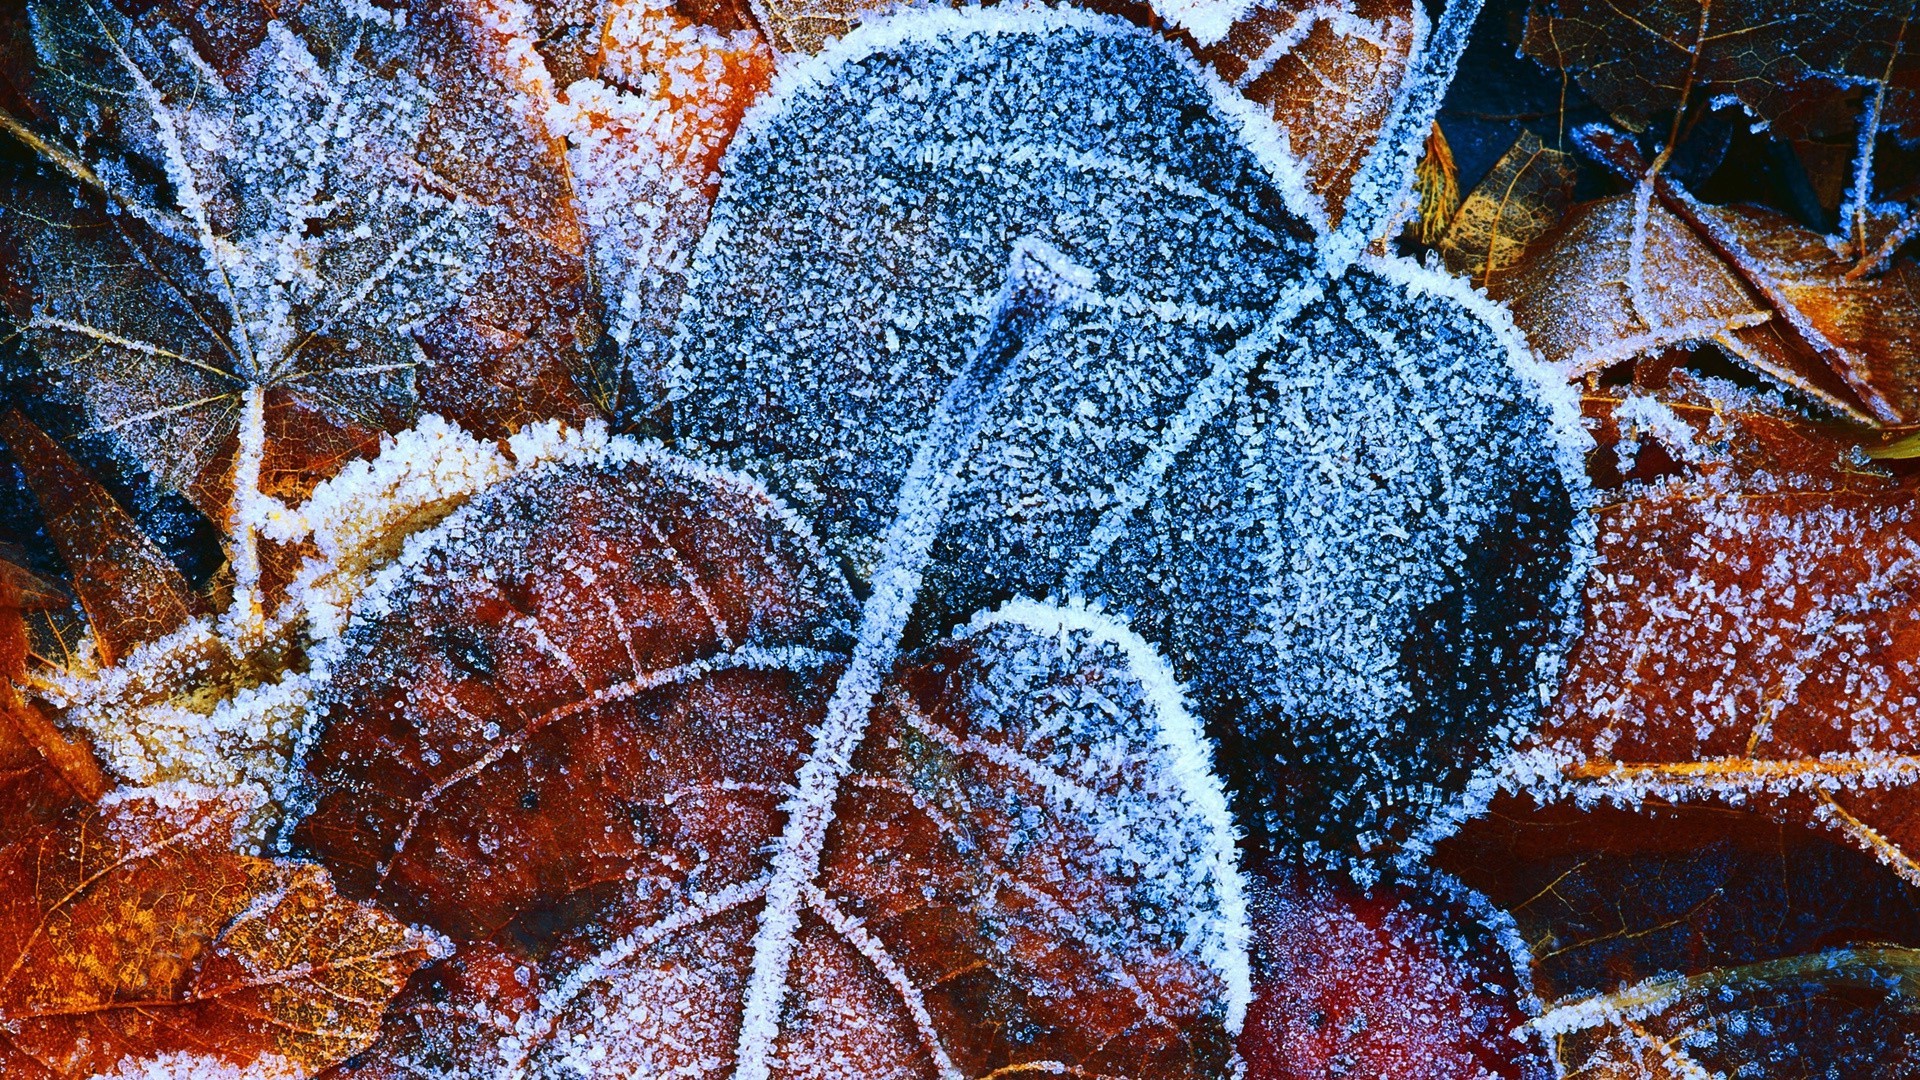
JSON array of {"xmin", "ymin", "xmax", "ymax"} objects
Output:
[
  {"xmin": 1195, "ymin": 0, "xmax": 1420, "ymax": 229},
  {"xmin": 1515, "ymin": 376, "xmax": 1920, "ymax": 888},
  {"xmin": 0, "ymin": 787, "xmax": 441, "ymax": 1079},
  {"xmin": 0, "ymin": 410, "xmax": 204, "ymax": 666}
]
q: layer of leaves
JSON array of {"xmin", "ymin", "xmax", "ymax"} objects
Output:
[
  {"xmin": 5, "ymin": 0, "xmax": 599, "ymax": 601},
  {"xmin": 294, "ymin": 439, "xmax": 1248, "ymax": 1078},
  {"xmin": 1439, "ymin": 796, "xmax": 1920, "ymax": 1077},
  {"xmin": 0, "ymin": 784, "xmax": 439, "ymax": 1079},
  {"xmin": 670, "ymin": 4, "xmax": 1589, "ymax": 859},
  {"xmin": 1489, "ymin": 128, "xmax": 1920, "ymax": 426}
]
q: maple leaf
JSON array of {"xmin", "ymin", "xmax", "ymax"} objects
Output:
[
  {"xmin": 669, "ymin": 4, "xmax": 1592, "ymax": 860},
  {"xmin": 1437, "ymin": 796, "xmax": 1920, "ymax": 1077},
  {"xmin": 4, "ymin": 0, "xmax": 600, "ymax": 631},
  {"xmin": 0, "ymin": 783, "xmax": 441, "ymax": 1080},
  {"xmin": 1238, "ymin": 861, "xmax": 1551, "ymax": 1080},
  {"xmin": 1491, "ymin": 126, "xmax": 1920, "ymax": 426},
  {"xmin": 1498, "ymin": 374, "xmax": 1920, "ymax": 893},
  {"xmin": 1521, "ymin": 0, "xmax": 1920, "ymax": 144}
]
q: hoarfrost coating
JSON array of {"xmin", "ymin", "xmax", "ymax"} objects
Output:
[{"xmin": 670, "ymin": 5, "xmax": 1594, "ymax": 859}]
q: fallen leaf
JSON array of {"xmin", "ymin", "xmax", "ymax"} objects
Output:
[
  {"xmin": 670, "ymin": 5, "xmax": 1591, "ymax": 859},
  {"xmin": 1510, "ymin": 375, "xmax": 1920, "ymax": 892},
  {"xmin": 6, "ymin": 0, "xmax": 600, "ymax": 625},
  {"xmin": 292, "ymin": 434, "xmax": 1250, "ymax": 1078},
  {"xmin": 1438, "ymin": 795, "xmax": 1920, "ymax": 1078},
  {"xmin": 1490, "ymin": 128, "xmax": 1920, "ymax": 426},
  {"xmin": 1194, "ymin": 0, "xmax": 1421, "ymax": 229},
  {"xmin": 0, "ymin": 409, "xmax": 203, "ymax": 665},
  {"xmin": 1521, "ymin": 0, "xmax": 1920, "ymax": 142},
  {"xmin": 1436, "ymin": 128, "xmax": 1575, "ymax": 283},
  {"xmin": 0, "ymin": 784, "xmax": 440, "ymax": 1079},
  {"xmin": 1239, "ymin": 861, "xmax": 1551, "ymax": 1080},
  {"xmin": 487, "ymin": 0, "xmax": 774, "ymax": 409},
  {"xmin": 1410, "ymin": 121, "xmax": 1461, "ymax": 245}
]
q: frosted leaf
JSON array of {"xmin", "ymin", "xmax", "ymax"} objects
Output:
[
  {"xmin": 525, "ymin": 0, "xmax": 774, "ymax": 407},
  {"xmin": 1239, "ymin": 863, "xmax": 1550, "ymax": 1080},
  {"xmin": 1195, "ymin": 0, "xmax": 1425, "ymax": 230},
  {"xmin": 1506, "ymin": 375, "xmax": 1920, "ymax": 889},
  {"xmin": 1441, "ymin": 797, "xmax": 1920, "ymax": 1080},
  {"xmin": 37, "ymin": 417, "xmax": 603, "ymax": 840},
  {"xmin": 670, "ymin": 5, "xmax": 1591, "ymax": 858},
  {"xmin": 294, "ymin": 438, "xmax": 1247, "ymax": 1079},
  {"xmin": 7, "ymin": 0, "xmax": 600, "ymax": 632}
]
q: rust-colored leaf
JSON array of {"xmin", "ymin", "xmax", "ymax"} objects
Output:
[
  {"xmin": 1195, "ymin": 0, "xmax": 1420, "ymax": 229},
  {"xmin": 294, "ymin": 441, "xmax": 1248, "ymax": 1078},
  {"xmin": 1239, "ymin": 862, "xmax": 1550, "ymax": 1080},
  {"xmin": 1512, "ymin": 376, "xmax": 1920, "ymax": 891},
  {"xmin": 0, "ymin": 786, "xmax": 440, "ymax": 1079},
  {"xmin": 1522, "ymin": 0, "xmax": 1920, "ymax": 142},
  {"xmin": 484, "ymin": 0, "xmax": 774, "ymax": 407},
  {"xmin": 1491, "ymin": 132, "xmax": 1920, "ymax": 425},
  {"xmin": 1438, "ymin": 795, "xmax": 1920, "ymax": 1078},
  {"xmin": 1436, "ymin": 129, "xmax": 1575, "ymax": 283},
  {"xmin": 0, "ymin": 409, "xmax": 203, "ymax": 666}
]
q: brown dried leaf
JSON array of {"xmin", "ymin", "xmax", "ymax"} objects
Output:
[
  {"xmin": 1410, "ymin": 121, "xmax": 1461, "ymax": 246},
  {"xmin": 1195, "ymin": 0, "xmax": 1420, "ymax": 228},
  {"xmin": 1492, "ymin": 149, "xmax": 1920, "ymax": 425},
  {"xmin": 1522, "ymin": 0, "xmax": 1920, "ymax": 142},
  {"xmin": 0, "ymin": 786, "xmax": 440, "ymax": 1079},
  {"xmin": 1436, "ymin": 129, "xmax": 1574, "ymax": 283},
  {"xmin": 0, "ymin": 409, "xmax": 203, "ymax": 665},
  {"xmin": 293, "ymin": 442, "xmax": 1247, "ymax": 1079},
  {"xmin": 1513, "ymin": 377, "xmax": 1920, "ymax": 891},
  {"xmin": 1438, "ymin": 796, "xmax": 1920, "ymax": 1078}
]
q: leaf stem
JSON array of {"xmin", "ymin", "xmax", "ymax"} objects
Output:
[{"xmin": 729, "ymin": 240, "xmax": 1090, "ymax": 1080}]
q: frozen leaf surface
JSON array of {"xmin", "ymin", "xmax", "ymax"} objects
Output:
[
  {"xmin": 1194, "ymin": 0, "xmax": 1422, "ymax": 229},
  {"xmin": 1439, "ymin": 796, "xmax": 1920, "ymax": 1078},
  {"xmin": 8, "ymin": 0, "xmax": 598, "ymax": 620},
  {"xmin": 1509, "ymin": 376, "xmax": 1920, "ymax": 889},
  {"xmin": 0, "ymin": 409, "xmax": 203, "ymax": 665},
  {"xmin": 1238, "ymin": 862, "xmax": 1550, "ymax": 1080},
  {"xmin": 0, "ymin": 784, "xmax": 439, "ymax": 1080},
  {"xmin": 293, "ymin": 434, "xmax": 1248, "ymax": 1079},
  {"xmin": 1522, "ymin": 0, "xmax": 1920, "ymax": 142},
  {"xmin": 1492, "ymin": 128, "xmax": 1920, "ymax": 426},
  {"xmin": 671, "ymin": 5, "xmax": 1591, "ymax": 858}
]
